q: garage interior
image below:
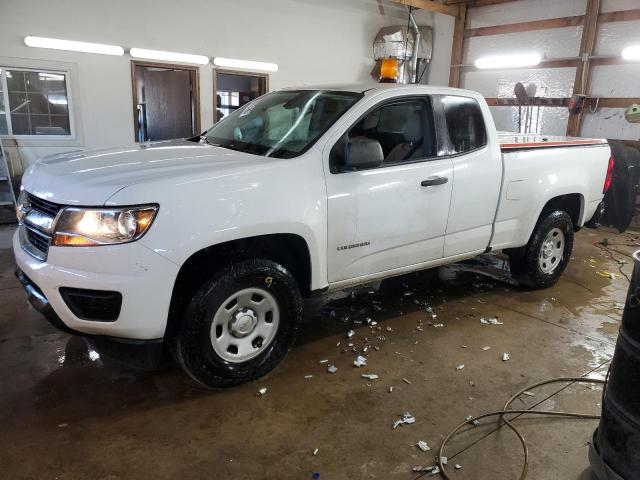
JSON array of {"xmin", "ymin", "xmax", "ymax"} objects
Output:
[{"xmin": 1, "ymin": 0, "xmax": 640, "ymax": 479}]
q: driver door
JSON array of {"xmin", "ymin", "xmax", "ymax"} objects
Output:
[{"xmin": 324, "ymin": 95, "xmax": 454, "ymax": 283}]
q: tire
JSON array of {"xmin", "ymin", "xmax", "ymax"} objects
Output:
[
  {"xmin": 508, "ymin": 210, "xmax": 574, "ymax": 289},
  {"xmin": 170, "ymin": 258, "xmax": 303, "ymax": 388}
]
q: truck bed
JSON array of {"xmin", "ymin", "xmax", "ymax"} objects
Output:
[{"xmin": 499, "ymin": 132, "xmax": 607, "ymax": 151}]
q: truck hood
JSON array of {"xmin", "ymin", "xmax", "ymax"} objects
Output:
[{"xmin": 22, "ymin": 139, "xmax": 267, "ymax": 205}]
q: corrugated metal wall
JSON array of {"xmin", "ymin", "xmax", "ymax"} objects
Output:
[{"xmin": 459, "ymin": 0, "xmax": 640, "ymax": 139}]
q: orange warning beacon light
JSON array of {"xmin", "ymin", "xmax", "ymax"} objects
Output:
[{"xmin": 380, "ymin": 58, "xmax": 399, "ymax": 82}]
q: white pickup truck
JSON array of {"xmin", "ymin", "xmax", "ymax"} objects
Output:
[{"xmin": 14, "ymin": 84, "xmax": 613, "ymax": 387}]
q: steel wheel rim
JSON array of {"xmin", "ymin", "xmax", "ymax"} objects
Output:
[
  {"xmin": 210, "ymin": 287, "xmax": 280, "ymax": 363},
  {"xmin": 538, "ymin": 227, "xmax": 565, "ymax": 273}
]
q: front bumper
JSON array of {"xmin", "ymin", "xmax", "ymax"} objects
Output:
[
  {"xmin": 13, "ymin": 229, "xmax": 180, "ymax": 340},
  {"xmin": 15, "ymin": 267, "xmax": 77, "ymax": 335}
]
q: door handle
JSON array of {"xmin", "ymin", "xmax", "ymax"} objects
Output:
[{"xmin": 421, "ymin": 176, "xmax": 448, "ymax": 187}]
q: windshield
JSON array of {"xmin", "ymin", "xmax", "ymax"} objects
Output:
[{"xmin": 203, "ymin": 90, "xmax": 362, "ymax": 158}]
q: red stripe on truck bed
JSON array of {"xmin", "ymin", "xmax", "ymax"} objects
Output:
[{"xmin": 500, "ymin": 138, "xmax": 608, "ymax": 150}]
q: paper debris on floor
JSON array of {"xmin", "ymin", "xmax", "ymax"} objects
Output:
[
  {"xmin": 412, "ymin": 465, "xmax": 440, "ymax": 475},
  {"xmin": 402, "ymin": 378, "xmax": 412, "ymax": 384},
  {"xmin": 523, "ymin": 391, "xmax": 535, "ymax": 397},
  {"xmin": 440, "ymin": 456, "xmax": 448, "ymax": 465},
  {"xmin": 480, "ymin": 317, "xmax": 503, "ymax": 325},
  {"xmin": 482, "ymin": 346, "xmax": 491, "ymax": 351},
  {"xmin": 596, "ymin": 270, "xmax": 617, "ymax": 280},
  {"xmin": 319, "ymin": 359, "xmax": 328, "ymax": 364},
  {"xmin": 502, "ymin": 352, "xmax": 510, "ymax": 361},
  {"xmin": 389, "ymin": 386, "xmax": 394, "ymax": 393},
  {"xmin": 455, "ymin": 464, "xmax": 462, "ymax": 470},
  {"xmin": 257, "ymin": 387, "xmax": 267, "ymax": 396},
  {"xmin": 353, "ymin": 355, "xmax": 367, "ymax": 368},
  {"xmin": 347, "ymin": 330, "xmax": 355, "ymax": 338},
  {"xmin": 416, "ymin": 440, "xmax": 431, "ymax": 452},
  {"xmin": 313, "ymin": 448, "xmax": 318, "ymax": 456},
  {"xmin": 393, "ymin": 412, "xmax": 416, "ymax": 429},
  {"xmin": 304, "ymin": 375, "xmax": 313, "ymax": 379},
  {"xmin": 456, "ymin": 364, "xmax": 465, "ymax": 371},
  {"xmin": 327, "ymin": 364, "xmax": 338, "ymax": 374},
  {"xmin": 417, "ymin": 440, "xmax": 430, "ymax": 451},
  {"xmin": 361, "ymin": 374, "xmax": 379, "ymax": 380}
]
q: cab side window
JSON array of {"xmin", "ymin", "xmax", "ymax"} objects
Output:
[
  {"xmin": 348, "ymin": 98, "xmax": 436, "ymax": 165},
  {"xmin": 441, "ymin": 96, "xmax": 487, "ymax": 154}
]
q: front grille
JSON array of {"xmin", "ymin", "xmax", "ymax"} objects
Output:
[
  {"xmin": 21, "ymin": 193, "xmax": 66, "ymax": 260},
  {"xmin": 26, "ymin": 227, "xmax": 51, "ymax": 253},
  {"xmin": 27, "ymin": 194, "xmax": 63, "ymax": 217}
]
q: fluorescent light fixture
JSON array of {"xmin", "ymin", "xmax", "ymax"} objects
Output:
[
  {"xmin": 38, "ymin": 72, "xmax": 64, "ymax": 80},
  {"xmin": 213, "ymin": 57, "xmax": 278, "ymax": 72},
  {"xmin": 622, "ymin": 45, "xmax": 640, "ymax": 61},
  {"xmin": 24, "ymin": 36, "xmax": 124, "ymax": 56},
  {"xmin": 130, "ymin": 48, "xmax": 209, "ymax": 65},
  {"xmin": 474, "ymin": 53, "xmax": 542, "ymax": 69},
  {"xmin": 48, "ymin": 95, "xmax": 68, "ymax": 105}
]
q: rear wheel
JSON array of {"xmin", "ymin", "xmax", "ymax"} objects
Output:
[
  {"xmin": 170, "ymin": 258, "xmax": 303, "ymax": 388},
  {"xmin": 508, "ymin": 210, "xmax": 574, "ymax": 289}
]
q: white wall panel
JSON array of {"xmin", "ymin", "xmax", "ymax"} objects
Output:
[
  {"xmin": 595, "ymin": 21, "xmax": 640, "ymax": 56},
  {"xmin": 413, "ymin": 9, "xmax": 455, "ymax": 87},
  {"xmin": 467, "ymin": 0, "xmax": 587, "ymax": 29},
  {"xmin": 581, "ymin": 108, "xmax": 640, "ymax": 139},
  {"xmin": 490, "ymin": 106, "xmax": 569, "ymax": 135},
  {"xmin": 463, "ymin": 28, "xmax": 583, "ymax": 64},
  {"xmin": 462, "ymin": 67, "xmax": 576, "ymax": 97},
  {"xmin": 461, "ymin": 0, "xmax": 640, "ymax": 140},
  {"xmin": 0, "ymin": 0, "xmax": 454, "ymax": 163},
  {"xmin": 590, "ymin": 64, "xmax": 640, "ymax": 97},
  {"xmin": 601, "ymin": 0, "xmax": 640, "ymax": 13}
]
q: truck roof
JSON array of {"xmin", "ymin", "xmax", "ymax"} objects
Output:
[{"xmin": 280, "ymin": 83, "xmax": 481, "ymax": 97}]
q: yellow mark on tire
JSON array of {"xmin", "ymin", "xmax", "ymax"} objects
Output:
[{"xmin": 265, "ymin": 276, "xmax": 273, "ymax": 288}]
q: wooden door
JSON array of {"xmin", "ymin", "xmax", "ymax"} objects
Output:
[{"xmin": 143, "ymin": 69, "xmax": 193, "ymax": 141}]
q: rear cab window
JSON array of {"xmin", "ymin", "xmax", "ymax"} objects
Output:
[{"xmin": 441, "ymin": 96, "xmax": 487, "ymax": 154}]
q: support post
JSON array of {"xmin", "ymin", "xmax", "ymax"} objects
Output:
[
  {"xmin": 448, "ymin": 5, "xmax": 467, "ymax": 88},
  {"xmin": 566, "ymin": 0, "xmax": 600, "ymax": 137}
]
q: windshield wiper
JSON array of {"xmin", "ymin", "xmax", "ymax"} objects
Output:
[
  {"xmin": 200, "ymin": 136, "xmax": 219, "ymax": 147},
  {"xmin": 220, "ymin": 143, "xmax": 262, "ymax": 154},
  {"xmin": 206, "ymin": 140, "xmax": 268, "ymax": 156}
]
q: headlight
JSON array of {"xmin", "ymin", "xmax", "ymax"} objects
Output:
[
  {"xmin": 52, "ymin": 205, "xmax": 158, "ymax": 246},
  {"xmin": 16, "ymin": 190, "xmax": 30, "ymax": 223}
]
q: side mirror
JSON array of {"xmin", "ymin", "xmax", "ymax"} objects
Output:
[{"xmin": 344, "ymin": 138, "xmax": 384, "ymax": 170}]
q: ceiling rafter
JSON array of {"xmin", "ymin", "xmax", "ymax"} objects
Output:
[
  {"xmin": 391, "ymin": 0, "xmax": 460, "ymax": 17},
  {"xmin": 445, "ymin": 0, "xmax": 521, "ymax": 6}
]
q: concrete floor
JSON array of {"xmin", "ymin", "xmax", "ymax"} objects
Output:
[{"xmin": 0, "ymin": 225, "xmax": 636, "ymax": 480}]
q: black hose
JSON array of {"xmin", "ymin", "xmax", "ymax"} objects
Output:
[{"xmin": 434, "ymin": 377, "xmax": 607, "ymax": 480}]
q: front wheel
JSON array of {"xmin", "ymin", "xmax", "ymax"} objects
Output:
[
  {"xmin": 170, "ymin": 258, "xmax": 303, "ymax": 388},
  {"xmin": 508, "ymin": 210, "xmax": 574, "ymax": 289}
]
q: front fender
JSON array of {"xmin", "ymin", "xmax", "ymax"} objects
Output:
[{"xmin": 107, "ymin": 152, "xmax": 329, "ymax": 290}]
